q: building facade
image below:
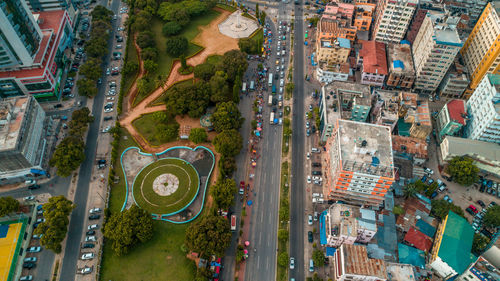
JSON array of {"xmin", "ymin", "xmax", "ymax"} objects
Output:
[
  {"xmin": 373, "ymin": 0, "xmax": 417, "ymax": 43},
  {"xmin": 435, "ymin": 99, "xmax": 466, "ymax": 142},
  {"xmin": 353, "ymin": 1, "xmax": 375, "ymax": 32},
  {"xmin": 26, "ymin": 0, "xmax": 72, "ymax": 12},
  {"xmin": 0, "ymin": 96, "xmax": 48, "ymax": 183},
  {"xmin": 461, "ymin": 2, "xmax": 500, "ymax": 99},
  {"xmin": 324, "ymin": 120, "xmax": 395, "ymax": 207},
  {"xmin": 437, "ymin": 57, "xmax": 469, "ymax": 100},
  {"xmin": 466, "ymin": 74, "xmax": 500, "ymax": 144},
  {"xmin": 316, "ymin": 37, "xmax": 351, "ymax": 65},
  {"xmin": 386, "ymin": 43, "xmax": 416, "ymax": 89},
  {"xmin": 316, "ymin": 62, "xmax": 350, "ymax": 84},
  {"xmin": 412, "ymin": 10, "xmax": 463, "ymax": 93},
  {"xmin": 358, "ymin": 40, "xmax": 388, "ymax": 87}
]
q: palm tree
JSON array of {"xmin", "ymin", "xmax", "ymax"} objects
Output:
[{"xmin": 403, "ymin": 184, "xmax": 417, "ymax": 199}]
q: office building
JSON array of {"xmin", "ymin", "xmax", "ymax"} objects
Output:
[
  {"xmin": 430, "ymin": 211, "xmax": 474, "ymax": 279},
  {"xmin": 461, "ymin": 2, "xmax": 500, "ymax": 98},
  {"xmin": 324, "ymin": 119, "xmax": 394, "ymax": 207},
  {"xmin": 0, "ymin": 96, "xmax": 48, "ymax": 183},
  {"xmin": 437, "ymin": 57, "xmax": 469, "ymax": 100},
  {"xmin": 435, "ymin": 99, "xmax": 466, "ymax": 142},
  {"xmin": 465, "ymin": 74, "xmax": 500, "ymax": 144},
  {"xmin": 321, "ymin": 203, "xmax": 377, "ymax": 247},
  {"xmin": 316, "ymin": 37, "xmax": 351, "ymax": 65},
  {"xmin": 373, "ymin": 0, "xmax": 417, "ymax": 43},
  {"xmin": 357, "ymin": 40, "xmax": 388, "ymax": 87},
  {"xmin": 332, "ymin": 244, "xmax": 387, "ymax": 281},
  {"xmin": 412, "ymin": 10, "xmax": 463, "ymax": 93},
  {"xmin": 386, "ymin": 42, "xmax": 416, "ymax": 89},
  {"xmin": 0, "ymin": 7, "xmax": 73, "ymax": 99},
  {"xmin": 26, "ymin": 0, "xmax": 72, "ymax": 11},
  {"xmin": 0, "ymin": 0, "xmax": 43, "ymax": 69}
]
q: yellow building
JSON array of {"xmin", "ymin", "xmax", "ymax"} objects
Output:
[
  {"xmin": 316, "ymin": 37, "xmax": 351, "ymax": 65},
  {"xmin": 461, "ymin": 2, "xmax": 500, "ymax": 98}
]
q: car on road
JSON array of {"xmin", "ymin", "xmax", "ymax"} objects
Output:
[
  {"xmin": 86, "ymin": 230, "xmax": 95, "ymax": 236},
  {"xmin": 89, "ymin": 214, "xmax": 100, "ymax": 220},
  {"xmin": 89, "ymin": 208, "xmax": 102, "ymax": 214},
  {"xmin": 308, "ymin": 231, "xmax": 313, "ymax": 243},
  {"xmin": 82, "ymin": 243, "xmax": 95, "ymax": 249},
  {"xmin": 26, "ymin": 247, "xmax": 41, "ymax": 253},
  {"xmin": 28, "ymin": 184, "xmax": 41, "ymax": 190},
  {"xmin": 88, "ymin": 224, "xmax": 99, "ymax": 230},
  {"xmin": 85, "ymin": 236, "xmax": 96, "ymax": 242},
  {"xmin": 23, "ymin": 262, "xmax": 36, "ymax": 269},
  {"xmin": 239, "ymin": 181, "xmax": 245, "ymax": 195},
  {"xmin": 307, "ymin": 175, "xmax": 311, "ymax": 184},
  {"xmin": 477, "ymin": 200, "xmax": 486, "ymax": 208},
  {"xmin": 81, "ymin": 253, "xmax": 95, "ymax": 260},
  {"xmin": 19, "ymin": 276, "xmax": 33, "ymax": 281},
  {"xmin": 308, "ymin": 215, "xmax": 313, "ymax": 225},
  {"xmin": 289, "ymin": 257, "xmax": 295, "ymax": 269},
  {"xmin": 24, "ymin": 257, "xmax": 37, "ymax": 262}
]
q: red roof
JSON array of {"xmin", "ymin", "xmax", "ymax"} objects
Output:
[
  {"xmin": 359, "ymin": 40, "xmax": 388, "ymax": 75},
  {"xmin": 404, "ymin": 227, "xmax": 433, "ymax": 252},
  {"xmin": 0, "ymin": 10, "xmax": 66, "ymax": 80},
  {"xmin": 446, "ymin": 99, "xmax": 466, "ymax": 125}
]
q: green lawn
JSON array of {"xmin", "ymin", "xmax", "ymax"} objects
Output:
[
  {"xmin": 206, "ymin": 54, "xmax": 222, "ymax": 65},
  {"xmin": 132, "ymin": 113, "xmax": 162, "ymax": 146},
  {"xmin": 99, "ymin": 222, "xmax": 197, "ymax": 281},
  {"xmin": 216, "ymin": 3, "xmax": 237, "ymax": 12},
  {"xmin": 133, "ymin": 158, "xmax": 199, "ymax": 214},
  {"xmin": 150, "ymin": 78, "xmax": 194, "ymax": 106}
]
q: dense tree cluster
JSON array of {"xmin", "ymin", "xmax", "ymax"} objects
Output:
[
  {"xmin": 185, "ymin": 213, "xmax": 231, "ymax": 258},
  {"xmin": 483, "ymin": 205, "xmax": 500, "ymax": 228},
  {"xmin": 472, "ymin": 233, "xmax": 490, "ymax": 255},
  {"xmin": 0, "ymin": 197, "xmax": 19, "ymax": 217},
  {"xmin": 430, "ymin": 199, "xmax": 465, "ymax": 220},
  {"xmin": 103, "ymin": 205, "xmax": 154, "ymax": 256},
  {"xmin": 50, "ymin": 107, "xmax": 94, "ymax": 177},
  {"xmin": 189, "ymin": 128, "xmax": 208, "ymax": 144},
  {"xmin": 210, "ymin": 178, "xmax": 237, "ymax": 210},
  {"xmin": 158, "ymin": 0, "xmax": 216, "ymax": 27},
  {"xmin": 34, "ymin": 196, "xmax": 75, "ymax": 253},
  {"xmin": 446, "ymin": 156, "xmax": 479, "ymax": 186},
  {"xmin": 149, "ymin": 111, "xmax": 180, "ymax": 143}
]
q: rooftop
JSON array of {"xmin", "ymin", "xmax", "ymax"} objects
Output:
[
  {"xmin": 443, "ymin": 136, "xmax": 500, "ymax": 164},
  {"xmin": 325, "ymin": 203, "xmax": 377, "ymax": 239},
  {"xmin": 319, "ymin": 17, "xmax": 355, "ymax": 35},
  {"xmin": 324, "ymin": 3, "xmax": 354, "ymax": 20},
  {"xmin": 0, "ymin": 97, "xmax": 30, "ymax": 152},
  {"xmin": 343, "ymin": 244, "xmax": 387, "ymax": 279},
  {"xmin": 436, "ymin": 211, "xmax": 474, "ymax": 274},
  {"xmin": 322, "ymin": 82, "xmax": 371, "ymax": 125},
  {"xmin": 359, "ymin": 40, "xmax": 388, "ymax": 75},
  {"xmin": 400, "ymin": 93, "xmax": 432, "ymax": 127},
  {"xmin": 398, "ymin": 243, "xmax": 426, "ymax": 268},
  {"xmin": 320, "ymin": 37, "xmax": 351, "ymax": 49},
  {"xmin": 337, "ymin": 119, "xmax": 394, "ymax": 178},
  {"xmin": 392, "ymin": 135, "xmax": 428, "ymax": 159},
  {"xmin": 445, "ymin": 99, "xmax": 466, "ymax": 125},
  {"xmin": 427, "ymin": 10, "xmax": 463, "ymax": 47},
  {"xmin": 387, "ymin": 43, "xmax": 415, "ymax": 75},
  {"xmin": 404, "ymin": 227, "xmax": 433, "ymax": 252},
  {"xmin": 386, "ymin": 262, "xmax": 416, "ymax": 281}
]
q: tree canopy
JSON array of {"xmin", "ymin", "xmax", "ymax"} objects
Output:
[
  {"xmin": 137, "ymin": 31, "xmax": 156, "ymax": 49},
  {"xmin": 472, "ymin": 233, "xmax": 490, "ymax": 255},
  {"xmin": 162, "ymin": 21, "xmax": 182, "ymax": 36},
  {"xmin": 79, "ymin": 58, "xmax": 102, "ymax": 81},
  {"xmin": 483, "ymin": 205, "xmax": 500, "ymax": 228},
  {"xmin": 34, "ymin": 196, "xmax": 75, "ymax": 253},
  {"xmin": 77, "ymin": 78, "xmax": 98, "ymax": 98},
  {"xmin": 0, "ymin": 197, "xmax": 19, "ymax": 217},
  {"xmin": 49, "ymin": 136, "xmax": 86, "ymax": 177},
  {"xmin": 69, "ymin": 107, "xmax": 94, "ymax": 137},
  {"xmin": 189, "ymin": 128, "xmax": 208, "ymax": 144},
  {"xmin": 312, "ymin": 249, "xmax": 325, "ymax": 268},
  {"xmin": 165, "ymin": 36, "xmax": 188, "ymax": 57},
  {"xmin": 164, "ymin": 81, "xmax": 210, "ymax": 118},
  {"xmin": 185, "ymin": 213, "xmax": 231, "ymax": 257},
  {"xmin": 211, "ymin": 102, "xmax": 243, "ymax": 133},
  {"xmin": 218, "ymin": 50, "xmax": 248, "ymax": 82},
  {"xmin": 210, "ymin": 178, "xmax": 236, "ymax": 210},
  {"xmin": 430, "ymin": 199, "xmax": 465, "ymax": 220},
  {"xmin": 103, "ymin": 205, "xmax": 154, "ymax": 256},
  {"xmin": 194, "ymin": 62, "xmax": 216, "ymax": 81},
  {"xmin": 213, "ymin": 129, "xmax": 242, "ymax": 158},
  {"xmin": 446, "ymin": 156, "xmax": 479, "ymax": 186}
]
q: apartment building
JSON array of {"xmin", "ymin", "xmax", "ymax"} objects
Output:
[
  {"xmin": 318, "ymin": 16, "xmax": 357, "ymax": 43},
  {"xmin": 0, "ymin": 96, "xmax": 48, "ymax": 183},
  {"xmin": 332, "ymin": 244, "xmax": 387, "ymax": 281},
  {"xmin": 26, "ymin": 0, "xmax": 72, "ymax": 11},
  {"xmin": 373, "ymin": 0, "xmax": 417, "ymax": 43},
  {"xmin": 398, "ymin": 92, "xmax": 432, "ymax": 140},
  {"xmin": 370, "ymin": 90, "xmax": 399, "ymax": 132},
  {"xmin": 316, "ymin": 62, "xmax": 350, "ymax": 84},
  {"xmin": 358, "ymin": 40, "xmax": 388, "ymax": 87},
  {"xmin": 444, "ymin": 0, "xmax": 489, "ymax": 39},
  {"xmin": 322, "ymin": 203, "xmax": 377, "ymax": 248},
  {"xmin": 353, "ymin": 1, "xmax": 376, "ymax": 32},
  {"xmin": 386, "ymin": 42, "xmax": 415, "ymax": 89},
  {"xmin": 412, "ymin": 10, "xmax": 463, "ymax": 93},
  {"xmin": 316, "ymin": 37, "xmax": 351, "ymax": 65},
  {"xmin": 435, "ymin": 99, "xmax": 467, "ymax": 142},
  {"xmin": 437, "ymin": 57, "xmax": 470, "ymax": 100},
  {"xmin": 460, "ymin": 1, "xmax": 500, "ymax": 99},
  {"xmin": 323, "ymin": 2, "xmax": 354, "ymax": 21},
  {"xmin": 324, "ymin": 119, "xmax": 394, "ymax": 207},
  {"xmin": 465, "ymin": 74, "xmax": 500, "ymax": 144}
]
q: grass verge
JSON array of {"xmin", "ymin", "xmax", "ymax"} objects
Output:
[
  {"xmin": 282, "ymin": 118, "xmax": 291, "ymax": 156},
  {"xmin": 132, "ymin": 158, "xmax": 199, "ymax": 214},
  {"xmin": 277, "ymin": 161, "xmax": 290, "ymax": 281}
]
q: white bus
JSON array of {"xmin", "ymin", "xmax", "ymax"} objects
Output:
[
  {"xmin": 268, "ymin": 73, "xmax": 273, "ymax": 86},
  {"xmin": 249, "ymin": 80, "xmax": 255, "ymax": 90},
  {"xmin": 268, "ymin": 95, "xmax": 273, "ymax": 106}
]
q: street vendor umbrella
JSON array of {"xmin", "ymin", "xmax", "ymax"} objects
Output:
[
  {"xmin": 257, "ymin": 127, "xmax": 262, "ymax": 131},
  {"xmin": 247, "ymin": 200, "xmax": 253, "ymax": 206},
  {"xmin": 252, "ymin": 162, "xmax": 257, "ymax": 167},
  {"xmin": 244, "ymin": 249, "xmax": 249, "ymax": 254},
  {"xmin": 245, "ymin": 241, "xmax": 250, "ymax": 246},
  {"xmin": 255, "ymin": 131, "xmax": 261, "ymax": 137}
]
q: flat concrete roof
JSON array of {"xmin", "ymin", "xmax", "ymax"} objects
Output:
[
  {"xmin": 323, "ymin": 82, "xmax": 371, "ymax": 124},
  {"xmin": 337, "ymin": 119, "xmax": 394, "ymax": 177},
  {"xmin": 387, "ymin": 43, "xmax": 415, "ymax": 75},
  {"xmin": 0, "ymin": 97, "xmax": 29, "ymax": 152},
  {"xmin": 343, "ymin": 244, "xmax": 387, "ymax": 279}
]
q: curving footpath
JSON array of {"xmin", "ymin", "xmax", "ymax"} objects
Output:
[{"xmin": 119, "ymin": 8, "xmax": 238, "ymax": 153}]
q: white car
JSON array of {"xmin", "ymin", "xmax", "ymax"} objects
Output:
[
  {"xmin": 88, "ymin": 224, "xmax": 99, "ymax": 230},
  {"xmin": 307, "ymin": 152, "xmax": 310, "ymax": 160},
  {"xmin": 107, "ymin": 97, "xmax": 115, "ymax": 101},
  {"xmin": 106, "ymin": 68, "xmax": 110, "ymax": 75},
  {"xmin": 85, "ymin": 236, "xmax": 96, "ymax": 242},
  {"xmin": 290, "ymin": 257, "xmax": 295, "ymax": 269},
  {"xmin": 307, "ymin": 175, "xmax": 311, "ymax": 184},
  {"xmin": 280, "ymin": 79, "xmax": 284, "ymax": 86},
  {"xmin": 104, "ymin": 108, "xmax": 113, "ymax": 113},
  {"xmin": 24, "ymin": 257, "xmax": 37, "ymax": 262},
  {"xmin": 102, "ymin": 126, "xmax": 111, "ymax": 133},
  {"xmin": 312, "ymin": 176, "xmax": 322, "ymax": 182},
  {"xmin": 308, "ymin": 215, "xmax": 313, "ymax": 225},
  {"xmin": 27, "ymin": 247, "xmax": 41, "ymax": 253},
  {"xmin": 89, "ymin": 208, "xmax": 102, "ymax": 214},
  {"xmin": 78, "ymin": 266, "xmax": 93, "ymax": 274},
  {"xmin": 24, "ymin": 196, "xmax": 35, "ymax": 201},
  {"xmin": 81, "ymin": 253, "xmax": 95, "ymax": 260}
]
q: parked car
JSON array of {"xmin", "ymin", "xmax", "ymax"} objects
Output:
[
  {"xmin": 477, "ymin": 200, "xmax": 486, "ymax": 208},
  {"xmin": 24, "ymin": 257, "xmax": 37, "ymax": 262},
  {"xmin": 86, "ymin": 230, "xmax": 95, "ymax": 236},
  {"xmin": 87, "ymin": 224, "xmax": 99, "ymax": 230},
  {"xmin": 312, "ymin": 171, "xmax": 322, "ymax": 176},
  {"xmin": 312, "ymin": 162, "xmax": 321, "ymax": 167},
  {"xmin": 23, "ymin": 262, "xmax": 36, "ymax": 269},
  {"xmin": 85, "ymin": 236, "xmax": 96, "ymax": 242},
  {"xmin": 89, "ymin": 207, "xmax": 102, "ymax": 214},
  {"xmin": 78, "ymin": 266, "xmax": 93, "ymax": 275},
  {"xmin": 19, "ymin": 276, "xmax": 33, "ymax": 281},
  {"xmin": 308, "ymin": 215, "xmax": 313, "ymax": 225},
  {"xmin": 89, "ymin": 214, "xmax": 100, "ymax": 220},
  {"xmin": 28, "ymin": 184, "xmax": 41, "ymax": 190},
  {"xmin": 82, "ymin": 243, "xmax": 95, "ymax": 249},
  {"xmin": 81, "ymin": 253, "xmax": 95, "ymax": 260},
  {"xmin": 26, "ymin": 247, "xmax": 41, "ymax": 253},
  {"xmin": 307, "ymin": 175, "xmax": 311, "ymax": 184},
  {"xmin": 308, "ymin": 231, "xmax": 313, "ymax": 243}
]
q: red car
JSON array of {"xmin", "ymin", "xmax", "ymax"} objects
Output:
[
  {"xmin": 469, "ymin": 204, "xmax": 478, "ymax": 214},
  {"xmin": 239, "ymin": 181, "xmax": 245, "ymax": 195}
]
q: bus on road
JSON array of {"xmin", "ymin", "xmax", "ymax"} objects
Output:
[
  {"xmin": 269, "ymin": 73, "xmax": 273, "ymax": 86},
  {"xmin": 270, "ymin": 112, "xmax": 275, "ymax": 124}
]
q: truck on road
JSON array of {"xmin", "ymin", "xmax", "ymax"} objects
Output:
[{"xmin": 270, "ymin": 112, "xmax": 275, "ymax": 124}]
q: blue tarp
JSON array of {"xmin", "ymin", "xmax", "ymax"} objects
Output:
[
  {"xmin": 326, "ymin": 247, "xmax": 336, "ymax": 257},
  {"xmin": 416, "ymin": 219, "xmax": 436, "ymax": 238},
  {"xmin": 319, "ymin": 211, "xmax": 327, "ymax": 245},
  {"xmin": 393, "ymin": 60, "xmax": 405, "ymax": 69},
  {"xmin": 400, "ymin": 40, "xmax": 411, "ymax": 45}
]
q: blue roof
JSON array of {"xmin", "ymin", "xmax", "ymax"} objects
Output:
[
  {"xmin": 319, "ymin": 211, "xmax": 327, "ymax": 245},
  {"xmin": 398, "ymin": 243, "xmax": 426, "ymax": 268},
  {"xmin": 326, "ymin": 247, "xmax": 336, "ymax": 257},
  {"xmin": 416, "ymin": 219, "xmax": 436, "ymax": 238},
  {"xmin": 400, "ymin": 40, "xmax": 411, "ymax": 45},
  {"xmin": 337, "ymin": 37, "xmax": 351, "ymax": 49},
  {"xmin": 393, "ymin": 60, "xmax": 405, "ymax": 69}
]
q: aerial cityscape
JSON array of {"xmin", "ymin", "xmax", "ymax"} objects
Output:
[{"xmin": 0, "ymin": 0, "xmax": 500, "ymax": 281}]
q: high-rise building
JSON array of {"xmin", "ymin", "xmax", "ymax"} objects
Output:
[
  {"xmin": 26, "ymin": 0, "xmax": 71, "ymax": 12},
  {"xmin": 324, "ymin": 119, "xmax": 395, "ymax": 207},
  {"xmin": 444, "ymin": 0, "xmax": 489, "ymax": 39},
  {"xmin": 437, "ymin": 57, "xmax": 469, "ymax": 100},
  {"xmin": 465, "ymin": 74, "xmax": 500, "ymax": 144},
  {"xmin": 0, "ymin": 96, "xmax": 48, "ymax": 183},
  {"xmin": 353, "ymin": 1, "xmax": 376, "ymax": 32},
  {"xmin": 412, "ymin": 10, "xmax": 462, "ymax": 93},
  {"xmin": 373, "ymin": 0, "xmax": 417, "ymax": 43},
  {"xmin": 0, "ymin": 0, "xmax": 43, "ymax": 68},
  {"xmin": 460, "ymin": 2, "xmax": 500, "ymax": 99}
]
